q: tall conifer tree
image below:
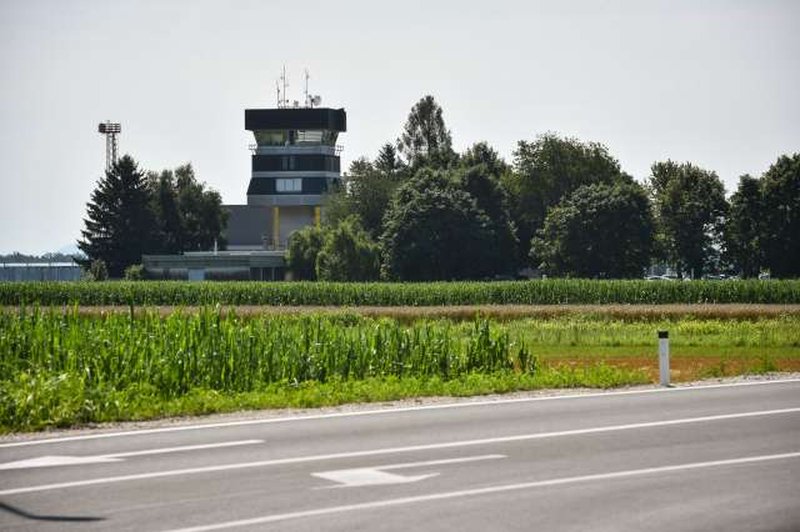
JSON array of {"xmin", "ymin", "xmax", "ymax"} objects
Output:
[{"xmin": 78, "ymin": 155, "xmax": 155, "ymax": 277}]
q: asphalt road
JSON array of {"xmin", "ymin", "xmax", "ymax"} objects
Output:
[{"xmin": 1, "ymin": 379, "xmax": 799, "ymax": 531}]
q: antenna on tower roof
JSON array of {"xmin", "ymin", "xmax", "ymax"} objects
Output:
[
  {"xmin": 304, "ymin": 69, "xmax": 310, "ymax": 108},
  {"xmin": 274, "ymin": 66, "xmax": 322, "ymax": 108},
  {"xmin": 304, "ymin": 68, "xmax": 322, "ymax": 108},
  {"xmin": 276, "ymin": 65, "xmax": 289, "ymax": 108}
]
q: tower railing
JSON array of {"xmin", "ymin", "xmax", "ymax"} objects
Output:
[{"xmin": 249, "ymin": 144, "xmax": 343, "ymax": 156}]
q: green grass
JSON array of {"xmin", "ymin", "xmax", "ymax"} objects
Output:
[
  {"xmin": 0, "ymin": 368, "xmax": 649, "ymax": 433},
  {"xmin": 503, "ymin": 315, "xmax": 800, "ymax": 351},
  {"xmin": 1, "ymin": 278, "xmax": 799, "ymax": 306}
]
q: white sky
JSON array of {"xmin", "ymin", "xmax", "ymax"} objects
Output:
[{"xmin": 1, "ymin": 0, "xmax": 798, "ymax": 254}]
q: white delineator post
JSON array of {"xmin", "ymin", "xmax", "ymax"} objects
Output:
[{"xmin": 658, "ymin": 330, "xmax": 670, "ymax": 386}]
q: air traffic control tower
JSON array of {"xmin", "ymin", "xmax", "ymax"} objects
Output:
[
  {"xmin": 243, "ymin": 107, "xmax": 346, "ymax": 249},
  {"xmin": 142, "ymin": 78, "xmax": 347, "ymax": 281}
]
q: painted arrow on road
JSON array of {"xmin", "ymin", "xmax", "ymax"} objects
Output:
[
  {"xmin": 0, "ymin": 439, "xmax": 263, "ymax": 470},
  {"xmin": 312, "ymin": 454, "xmax": 505, "ymax": 488}
]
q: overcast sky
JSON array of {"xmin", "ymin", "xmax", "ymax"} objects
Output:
[{"xmin": 1, "ymin": 0, "xmax": 798, "ymax": 254}]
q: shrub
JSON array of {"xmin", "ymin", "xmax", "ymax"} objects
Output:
[
  {"xmin": 88, "ymin": 259, "xmax": 108, "ymax": 281},
  {"xmin": 124, "ymin": 264, "xmax": 145, "ymax": 281}
]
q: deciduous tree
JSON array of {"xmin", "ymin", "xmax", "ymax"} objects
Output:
[
  {"xmin": 324, "ymin": 158, "xmax": 399, "ymax": 239},
  {"xmin": 761, "ymin": 153, "xmax": 800, "ymax": 278},
  {"xmin": 148, "ymin": 164, "xmax": 227, "ymax": 252},
  {"xmin": 456, "ymin": 163, "xmax": 518, "ymax": 273},
  {"xmin": 397, "ymin": 95, "xmax": 456, "ymax": 169},
  {"xmin": 461, "ymin": 141, "xmax": 510, "ymax": 179},
  {"xmin": 380, "ymin": 169, "xmax": 495, "ymax": 280},
  {"xmin": 724, "ymin": 175, "xmax": 764, "ymax": 278},
  {"xmin": 531, "ymin": 183, "xmax": 654, "ymax": 278},
  {"xmin": 316, "ymin": 218, "xmax": 380, "ymax": 281},
  {"xmin": 648, "ymin": 160, "xmax": 727, "ymax": 278},
  {"xmin": 286, "ymin": 225, "xmax": 325, "ymax": 281},
  {"xmin": 504, "ymin": 133, "xmax": 629, "ymax": 263}
]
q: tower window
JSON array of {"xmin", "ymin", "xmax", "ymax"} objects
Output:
[{"xmin": 276, "ymin": 178, "xmax": 302, "ymax": 193}]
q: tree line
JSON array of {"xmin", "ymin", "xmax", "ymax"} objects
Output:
[
  {"xmin": 78, "ymin": 156, "xmax": 227, "ymax": 278},
  {"xmin": 0, "ymin": 252, "xmax": 77, "ymax": 264},
  {"xmin": 288, "ymin": 95, "xmax": 799, "ymax": 281},
  {"xmin": 77, "ymin": 95, "xmax": 798, "ymax": 280}
]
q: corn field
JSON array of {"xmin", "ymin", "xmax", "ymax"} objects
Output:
[
  {"xmin": 2, "ymin": 306, "xmax": 795, "ymax": 432},
  {"xmin": 1, "ymin": 279, "xmax": 798, "ymax": 306},
  {"xmin": 0, "ymin": 308, "xmax": 526, "ymax": 399}
]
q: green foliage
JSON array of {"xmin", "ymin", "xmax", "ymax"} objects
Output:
[
  {"xmin": 761, "ymin": 153, "xmax": 800, "ymax": 278},
  {"xmin": 380, "ymin": 169, "xmax": 497, "ymax": 280},
  {"xmin": 456, "ymin": 163, "xmax": 519, "ymax": 273},
  {"xmin": 461, "ymin": 142, "xmax": 511, "ymax": 179},
  {"xmin": 725, "ymin": 174, "xmax": 764, "ymax": 278},
  {"xmin": 0, "ymin": 252, "xmax": 78, "ymax": 264},
  {"xmin": 327, "ymin": 158, "xmax": 400, "ymax": 238},
  {"xmin": 1, "ymin": 279, "xmax": 799, "ymax": 306},
  {"xmin": 124, "ymin": 264, "xmax": 145, "ymax": 281},
  {"xmin": 78, "ymin": 158, "xmax": 227, "ymax": 278},
  {"xmin": 316, "ymin": 218, "xmax": 380, "ymax": 281},
  {"xmin": 720, "ymin": 153, "xmax": 800, "ymax": 279},
  {"xmin": 147, "ymin": 164, "xmax": 228, "ymax": 253},
  {"xmin": 286, "ymin": 225, "xmax": 326, "ymax": 280},
  {"xmin": 504, "ymin": 133, "xmax": 629, "ymax": 263},
  {"xmin": 531, "ymin": 182, "xmax": 654, "ymax": 278},
  {"xmin": 88, "ymin": 259, "xmax": 109, "ymax": 281},
  {"xmin": 649, "ymin": 160, "xmax": 727, "ymax": 278},
  {"xmin": 375, "ymin": 143, "xmax": 404, "ymax": 176},
  {"xmin": 287, "ymin": 219, "xmax": 380, "ymax": 282},
  {"xmin": 78, "ymin": 155, "xmax": 156, "ymax": 277},
  {"xmin": 397, "ymin": 95, "xmax": 456, "ymax": 168}
]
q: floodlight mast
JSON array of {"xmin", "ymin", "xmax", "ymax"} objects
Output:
[{"xmin": 97, "ymin": 121, "xmax": 121, "ymax": 172}]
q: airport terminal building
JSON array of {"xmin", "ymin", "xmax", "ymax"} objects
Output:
[{"xmin": 143, "ymin": 106, "xmax": 346, "ymax": 280}]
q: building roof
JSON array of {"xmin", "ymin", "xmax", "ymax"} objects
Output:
[{"xmin": 244, "ymin": 108, "xmax": 346, "ymax": 132}]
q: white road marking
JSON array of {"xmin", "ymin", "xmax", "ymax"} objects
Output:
[
  {"xmin": 164, "ymin": 451, "xmax": 800, "ymax": 532},
  {"xmin": 312, "ymin": 454, "xmax": 505, "ymax": 488},
  {"xmin": 1, "ymin": 378, "xmax": 797, "ymax": 449},
  {"xmin": 1, "ymin": 407, "xmax": 797, "ymax": 496},
  {"xmin": 0, "ymin": 455, "xmax": 122, "ymax": 469},
  {"xmin": 0, "ymin": 440, "xmax": 263, "ymax": 471},
  {"xmin": 313, "ymin": 469, "xmax": 437, "ymax": 487}
]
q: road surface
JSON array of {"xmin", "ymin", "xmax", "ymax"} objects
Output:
[{"xmin": 1, "ymin": 379, "xmax": 799, "ymax": 531}]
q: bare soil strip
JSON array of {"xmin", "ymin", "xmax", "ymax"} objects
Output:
[{"xmin": 12, "ymin": 304, "xmax": 799, "ymax": 320}]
